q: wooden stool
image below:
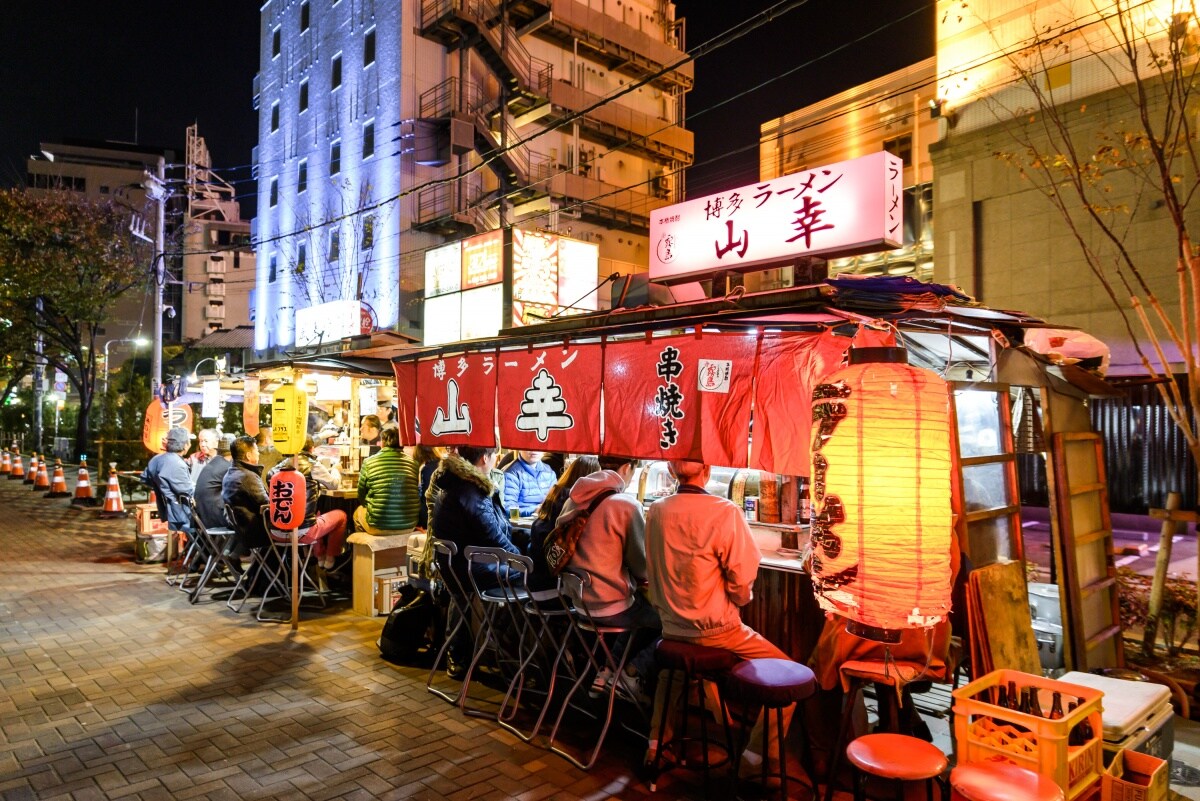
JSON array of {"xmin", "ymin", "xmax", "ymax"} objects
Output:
[
  {"xmin": 949, "ymin": 763, "xmax": 1065, "ymax": 801},
  {"xmin": 347, "ymin": 530, "xmax": 411, "ymax": 616},
  {"xmin": 648, "ymin": 639, "xmax": 738, "ymax": 794},
  {"xmin": 846, "ymin": 733, "xmax": 947, "ymax": 801},
  {"xmin": 728, "ymin": 658, "xmax": 818, "ymax": 799}
]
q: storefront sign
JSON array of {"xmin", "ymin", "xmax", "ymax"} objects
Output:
[
  {"xmin": 750, "ymin": 328, "xmax": 895, "ymax": 476},
  {"xmin": 602, "ymin": 333, "xmax": 757, "ymax": 465},
  {"xmin": 557, "ymin": 237, "xmax": 600, "ymax": 315},
  {"xmin": 649, "ymin": 151, "xmax": 903, "ymax": 283},
  {"xmin": 201, "ymin": 379, "xmax": 221, "ymax": 418},
  {"xmin": 294, "ymin": 299, "xmax": 362, "ymax": 346},
  {"xmin": 459, "ymin": 284, "xmax": 504, "ymax": 341},
  {"xmin": 497, "ymin": 343, "xmax": 602, "ymax": 451},
  {"xmin": 461, "ymin": 229, "xmax": 503, "ymax": 289},
  {"xmin": 415, "ymin": 353, "xmax": 496, "ymax": 447},
  {"xmin": 271, "ymin": 383, "xmax": 309, "ymax": 455},
  {"xmin": 425, "ymin": 241, "xmax": 462, "ymax": 298},
  {"xmin": 392, "ymin": 360, "xmax": 417, "ymax": 445}
]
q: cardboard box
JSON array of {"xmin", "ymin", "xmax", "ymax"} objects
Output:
[
  {"xmin": 135, "ymin": 504, "xmax": 168, "ymax": 536},
  {"xmin": 373, "ymin": 567, "xmax": 409, "ymax": 615},
  {"xmin": 1102, "ymin": 750, "xmax": 1168, "ymax": 801}
]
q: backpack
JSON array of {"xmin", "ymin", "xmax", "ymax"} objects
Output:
[
  {"xmin": 377, "ymin": 584, "xmax": 436, "ymax": 664},
  {"xmin": 543, "ymin": 489, "xmax": 618, "ymax": 576}
]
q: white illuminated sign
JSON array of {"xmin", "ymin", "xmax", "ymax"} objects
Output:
[
  {"xmin": 648, "ymin": 151, "xmax": 903, "ymax": 283},
  {"xmin": 294, "ymin": 299, "xmax": 362, "ymax": 346},
  {"xmin": 423, "ymin": 294, "xmax": 462, "ymax": 347},
  {"xmin": 557, "ymin": 237, "xmax": 599, "ymax": 315},
  {"xmin": 425, "ymin": 241, "xmax": 462, "ymax": 298},
  {"xmin": 461, "ymin": 284, "xmax": 504, "ymax": 340}
]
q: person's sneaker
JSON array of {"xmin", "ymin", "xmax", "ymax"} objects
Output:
[
  {"xmin": 589, "ymin": 668, "xmax": 612, "ymax": 698},
  {"xmin": 613, "ymin": 670, "xmax": 652, "ymax": 706},
  {"xmin": 446, "ymin": 656, "xmax": 467, "ymax": 681}
]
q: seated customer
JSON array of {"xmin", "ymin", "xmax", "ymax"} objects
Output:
[
  {"xmin": 140, "ymin": 426, "xmax": 195, "ymax": 536},
  {"xmin": 354, "ymin": 427, "xmax": 419, "ymax": 534},
  {"xmin": 645, "ymin": 460, "xmax": 791, "ymax": 772},
  {"xmin": 222, "ymin": 435, "xmax": 269, "ymax": 557},
  {"xmin": 267, "ymin": 436, "xmax": 348, "ymax": 570},
  {"xmin": 502, "ymin": 450, "xmax": 556, "ymax": 516},
  {"xmin": 413, "ymin": 445, "xmax": 444, "ymax": 530},
  {"xmin": 528, "ymin": 455, "xmax": 600, "ymax": 592},
  {"xmin": 194, "ymin": 434, "xmax": 234, "ymax": 530},
  {"xmin": 426, "ymin": 445, "xmax": 521, "ymax": 677},
  {"xmin": 254, "ymin": 430, "xmax": 283, "ymax": 474}
]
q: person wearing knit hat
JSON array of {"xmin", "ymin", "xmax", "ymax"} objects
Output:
[{"xmin": 140, "ymin": 426, "xmax": 196, "ymax": 536}]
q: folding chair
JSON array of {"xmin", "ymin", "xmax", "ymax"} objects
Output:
[
  {"xmin": 226, "ymin": 503, "xmax": 280, "ymax": 614},
  {"xmin": 185, "ymin": 498, "xmax": 240, "ymax": 604},
  {"xmin": 425, "ymin": 539, "xmax": 474, "ymax": 705},
  {"xmin": 460, "ymin": 546, "xmax": 531, "ymax": 717},
  {"xmin": 254, "ymin": 507, "xmax": 326, "ymax": 622},
  {"xmin": 548, "ymin": 569, "xmax": 650, "ymax": 770}
]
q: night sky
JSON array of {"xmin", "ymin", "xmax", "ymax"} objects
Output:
[{"xmin": 0, "ymin": 1, "xmax": 932, "ymax": 208}]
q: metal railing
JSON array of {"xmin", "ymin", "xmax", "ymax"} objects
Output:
[{"xmin": 419, "ymin": 0, "xmax": 552, "ymax": 98}]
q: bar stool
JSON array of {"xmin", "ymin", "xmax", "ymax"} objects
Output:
[
  {"xmin": 728, "ymin": 657, "xmax": 818, "ymax": 799},
  {"xmin": 845, "ymin": 733, "xmax": 947, "ymax": 801},
  {"xmin": 949, "ymin": 763, "xmax": 1064, "ymax": 801},
  {"xmin": 648, "ymin": 639, "xmax": 738, "ymax": 794}
]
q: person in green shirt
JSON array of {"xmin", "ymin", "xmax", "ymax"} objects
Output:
[{"xmin": 354, "ymin": 427, "xmax": 419, "ymax": 533}]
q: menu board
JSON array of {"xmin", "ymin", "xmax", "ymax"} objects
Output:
[{"xmin": 461, "ymin": 229, "xmax": 503, "ymax": 289}]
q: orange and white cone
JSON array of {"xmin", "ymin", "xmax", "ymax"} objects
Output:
[
  {"xmin": 24, "ymin": 453, "xmax": 38, "ymax": 485},
  {"xmin": 46, "ymin": 459, "xmax": 70, "ymax": 498},
  {"xmin": 8, "ymin": 453, "xmax": 24, "ymax": 481},
  {"xmin": 72, "ymin": 459, "xmax": 94, "ymax": 506},
  {"xmin": 0, "ymin": 450, "xmax": 10, "ymax": 475},
  {"xmin": 98, "ymin": 465, "xmax": 127, "ymax": 518},
  {"xmin": 33, "ymin": 458, "xmax": 51, "ymax": 492}
]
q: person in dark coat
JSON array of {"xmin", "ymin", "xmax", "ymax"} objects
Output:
[
  {"xmin": 413, "ymin": 445, "xmax": 443, "ymax": 530},
  {"xmin": 222, "ymin": 435, "xmax": 269, "ymax": 557},
  {"xmin": 194, "ymin": 434, "xmax": 234, "ymax": 530},
  {"xmin": 426, "ymin": 445, "xmax": 521, "ymax": 676}
]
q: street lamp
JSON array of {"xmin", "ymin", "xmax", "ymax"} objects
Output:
[
  {"xmin": 102, "ymin": 337, "xmax": 149, "ymax": 395},
  {"xmin": 187, "ymin": 355, "xmax": 228, "ymax": 384}
]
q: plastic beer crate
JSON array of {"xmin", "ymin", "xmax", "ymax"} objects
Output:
[{"xmin": 953, "ymin": 669, "xmax": 1104, "ymax": 800}]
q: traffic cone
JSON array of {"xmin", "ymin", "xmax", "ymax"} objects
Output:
[
  {"xmin": 45, "ymin": 459, "xmax": 70, "ymax": 498},
  {"xmin": 24, "ymin": 453, "xmax": 38, "ymax": 485},
  {"xmin": 98, "ymin": 465, "xmax": 127, "ymax": 518},
  {"xmin": 8, "ymin": 453, "xmax": 24, "ymax": 481},
  {"xmin": 33, "ymin": 458, "xmax": 50, "ymax": 492},
  {"xmin": 0, "ymin": 450, "xmax": 10, "ymax": 475},
  {"xmin": 72, "ymin": 456, "xmax": 94, "ymax": 506}
]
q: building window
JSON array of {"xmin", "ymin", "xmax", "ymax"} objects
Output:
[
  {"xmin": 883, "ymin": 134, "xmax": 913, "ymax": 168},
  {"xmin": 269, "ymin": 177, "xmax": 279, "ymax": 207},
  {"xmin": 361, "ymin": 215, "xmax": 375, "ymax": 250},
  {"xmin": 364, "ymin": 28, "xmax": 376, "ymax": 66},
  {"xmin": 300, "ymin": 1, "xmax": 310, "ymax": 32},
  {"xmin": 330, "ymin": 140, "xmax": 341, "ymax": 175},
  {"xmin": 270, "ymin": 101, "xmax": 280, "ymax": 132},
  {"xmin": 329, "ymin": 230, "xmax": 340, "ymax": 262},
  {"xmin": 297, "ymin": 242, "xmax": 307, "ymax": 273},
  {"xmin": 332, "ymin": 53, "xmax": 342, "ymax": 89},
  {"xmin": 362, "ymin": 119, "xmax": 375, "ymax": 158},
  {"xmin": 100, "ymin": 185, "xmax": 110, "ymax": 194},
  {"xmin": 299, "ymin": 79, "xmax": 309, "ymax": 113},
  {"xmin": 272, "ymin": 26, "xmax": 281, "ymax": 58},
  {"xmin": 297, "ymin": 159, "xmax": 308, "ymax": 193},
  {"xmin": 269, "ymin": 253, "xmax": 278, "ymax": 283}
]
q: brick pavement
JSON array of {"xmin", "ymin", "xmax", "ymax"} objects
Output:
[{"xmin": 0, "ymin": 478, "xmax": 724, "ymax": 801}]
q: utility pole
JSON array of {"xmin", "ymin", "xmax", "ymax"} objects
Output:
[
  {"xmin": 145, "ymin": 157, "xmax": 167, "ymax": 399},
  {"xmin": 33, "ymin": 297, "xmax": 44, "ymax": 452}
]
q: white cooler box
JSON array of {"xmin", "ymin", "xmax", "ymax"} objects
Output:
[{"xmin": 1059, "ymin": 671, "xmax": 1175, "ymax": 764}]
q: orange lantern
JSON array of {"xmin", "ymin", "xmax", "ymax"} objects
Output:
[
  {"xmin": 267, "ymin": 468, "xmax": 307, "ymax": 531},
  {"xmin": 809, "ymin": 347, "xmax": 953, "ymax": 641},
  {"xmin": 271, "ymin": 382, "xmax": 308, "ymax": 456},
  {"xmin": 142, "ymin": 400, "xmax": 195, "ymax": 453},
  {"xmin": 243, "ymin": 377, "xmax": 261, "ymax": 436}
]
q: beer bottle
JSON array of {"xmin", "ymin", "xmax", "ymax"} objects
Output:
[
  {"xmin": 1006, "ymin": 681, "xmax": 1020, "ymax": 711},
  {"xmin": 1018, "ymin": 687, "xmax": 1032, "ymax": 716},
  {"xmin": 996, "ymin": 684, "xmax": 1008, "ymax": 709},
  {"xmin": 1028, "ymin": 687, "xmax": 1045, "ymax": 718},
  {"xmin": 1049, "ymin": 691, "xmax": 1065, "ymax": 720}
]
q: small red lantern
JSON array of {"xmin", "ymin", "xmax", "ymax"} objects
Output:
[
  {"xmin": 267, "ymin": 468, "xmax": 307, "ymax": 531},
  {"xmin": 809, "ymin": 347, "xmax": 953, "ymax": 641}
]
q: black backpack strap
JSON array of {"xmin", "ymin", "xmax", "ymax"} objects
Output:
[{"xmin": 585, "ymin": 488, "xmax": 620, "ymax": 516}]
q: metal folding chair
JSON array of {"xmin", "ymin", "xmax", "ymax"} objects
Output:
[
  {"xmin": 225, "ymin": 503, "xmax": 276, "ymax": 613},
  {"xmin": 254, "ymin": 507, "xmax": 326, "ymax": 622},
  {"xmin": 460, "ymin": 547, "xmax": 531, "ymax": 717},
  {"xmin": 548, "ymin": 569, "xmax": 650, "ymax": 770},
  {"xmin": 185, "ymin": 498, "xmax": 240, "ymax": 604},
  {"xmin": 425, "ymin": 539, "xmax": 474, "ymax": 705}
]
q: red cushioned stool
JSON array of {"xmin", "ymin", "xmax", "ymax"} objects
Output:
[
  {"xmin": 949, "ymin": 762, "xmax": 1065, "ymax": 801},
  {"xmin": 648, "ymin": 639, "xmax": 738, "ymax": 795},
  {"xmin": 846, "ymin": 733, "xmax": 948, "ymax": 801},
  {"xmin": 728, "ymin": 658, "xmax": 819, "ymax": 799}
]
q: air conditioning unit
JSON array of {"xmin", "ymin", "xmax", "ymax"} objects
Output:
[
  {"xmin": 205, "ymin": 283, "xmax": 226, "ymax": 298},
  {"xmin": 205, "ymin": 259, "xmax": 226, "ymax": 275},
  {"xmin": 204, "ymin": 305, "xmax": 226, "ymax": 320}
]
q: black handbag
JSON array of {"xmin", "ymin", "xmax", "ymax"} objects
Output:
[{"xmin": 377, "ymin": 584, "xmax": 435, "ymax": 664}]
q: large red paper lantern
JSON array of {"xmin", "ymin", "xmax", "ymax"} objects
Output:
[
  {"xmin": 268, "ymin": 469, "xmax": 307, "ymax": 531},
  {"xmin": 142, "ymin": 400, "xmax": 194, "ymax": 453},
  {"xmin": 809, "ymin": 347, "xmax": 953, "ymax": 641}
]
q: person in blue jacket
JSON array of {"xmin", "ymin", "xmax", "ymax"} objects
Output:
[{"xmin": 502, "ymin": 450, "xmax": 557, "ymax": 516}]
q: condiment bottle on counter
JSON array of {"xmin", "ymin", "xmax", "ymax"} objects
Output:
[{"xmin": 798, "ymin": 478, "xmax": 811, "ymax": 524}]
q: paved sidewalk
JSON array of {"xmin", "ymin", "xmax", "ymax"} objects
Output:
[{"xmin": 0, "ymin": 480, "xmax": 675, "ymax": 801}]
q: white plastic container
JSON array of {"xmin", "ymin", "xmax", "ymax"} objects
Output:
[{"xmin": 1059, "ymin": 671, "xmax": 1174, "ymax": 762}]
